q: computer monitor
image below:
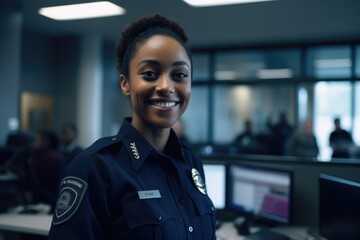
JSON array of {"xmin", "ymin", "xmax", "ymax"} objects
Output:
[
  {"xmin": 319, "ymin": 174, "xmax": 360, "ymax": 240},
  {"xmin": 203, "ymin": 162, "xmax": 226, "ymax": 210},
  {"xmin": 228, "ymin": 163, "xmax": 292, "ymax": 225}
]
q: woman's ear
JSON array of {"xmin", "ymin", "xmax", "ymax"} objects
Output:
[{"xmin": 120, "ymin": 74, "xmax": 130, "ymax": 96}]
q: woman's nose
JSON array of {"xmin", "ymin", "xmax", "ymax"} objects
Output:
[{"xmin": 155, "ymin": 75, "xmax": 174, "ymax": 94}]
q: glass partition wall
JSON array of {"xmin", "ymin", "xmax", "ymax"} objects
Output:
[{"xmin": 184, "ymin": 43, "xmax": 360, "ymax": 161}]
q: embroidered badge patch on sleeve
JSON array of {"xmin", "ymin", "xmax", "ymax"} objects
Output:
[{"xmin": 53, "ymin": 176, "xmax": 88, "ymax": 225}]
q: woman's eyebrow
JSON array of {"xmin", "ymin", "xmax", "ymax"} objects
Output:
[
  {"xmin": 137, "ymin": 59, "xmax": 160, "ymax": 67},
  {"xmin": 172, "ymin": 61, "xmax": 190, "ymax": 69},
  {"xmin": 137, "ymin": 59, "xmax": 190, "ymax": 68}
]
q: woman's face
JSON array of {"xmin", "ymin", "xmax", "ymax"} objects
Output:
[{"xmin": 121, "ymin": 35, "xmax": 191, "ymax": 130}]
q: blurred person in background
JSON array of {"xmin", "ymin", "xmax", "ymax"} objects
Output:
[
  {"xmin": 329, "ymin": 117, "xmax": 353, "ymax": 159},
  {"xmin": 30, "ymin": 130, "xmax": 66, "ymax": 210},
  {"xmin": 289, "ymin": 119, "xmax": 319, "ymax": 158},
  {"xmin": 266, "ymin": 111, "xmax": 293, "ymax": 155},
  {"xmin": 59, "ymin": 123, "xmax": 83, "ymax": 165},
  {"xmin": 232, "ymin": 119, "xmax": 262, "ymax": 154}
]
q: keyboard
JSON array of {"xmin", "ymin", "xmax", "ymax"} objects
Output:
[
  {"xmin": 307, "ymin": 228, "xmax": 328, "ymax": 240},
  {"xmin": 247, "ymin": 228, "xmax": 290, "ymax": 240}
]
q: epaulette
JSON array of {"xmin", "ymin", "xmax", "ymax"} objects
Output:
[{"xmin": 83, "ymin": 135, "xmax": 122, "ymax": 157}]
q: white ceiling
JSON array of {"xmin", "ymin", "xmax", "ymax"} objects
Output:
[{"xmin": 19, "ymin": 0, "xmax": 360, "ymax": 48}]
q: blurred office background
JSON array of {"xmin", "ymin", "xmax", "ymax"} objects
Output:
[{"xmin": 1, "ymin": 0, "xmax": 360, "ymax": 162}]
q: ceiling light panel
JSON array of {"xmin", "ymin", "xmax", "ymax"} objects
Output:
[
  {"xmin": 314, "ymin": 59, "xmax": 352, "ymax": 69},
  {"xmin": 39, "ymin": 1, "xmax": 126, "ymax": 21},
  {"xmin": 257, "ymin": 69, "xmax": 294, "ymax": 79},
  {"xmin": 183, "ymin": 0, "xmax": 276, "ymax": 7}
]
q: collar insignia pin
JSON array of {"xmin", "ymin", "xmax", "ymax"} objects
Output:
[
  {"xmin": 130, "ymin": 142, "xmax": 140, "ymax": 159},
  {"xmin": 191, "ymin": 168, "xmax": 206, "ymax": 195}
]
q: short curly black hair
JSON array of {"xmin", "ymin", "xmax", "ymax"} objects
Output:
[{"xmin": 115, "ymin": 14, "xmax": 192, "ymax": 78}]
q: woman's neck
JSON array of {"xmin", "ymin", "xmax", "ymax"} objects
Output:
[
  {"xmin": 144, "ymin": 129, "xmax": 170, "ymax": 152},
  {"xmin": 131, "ymin": 119, "xmax": 171, "ymax": 152}
]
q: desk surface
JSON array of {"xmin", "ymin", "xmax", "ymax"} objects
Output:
[
  {"xmin": 0, "ymin": 172, "xmax": 18, "ymax": 182},
  {"xmin": 216, "ymin": 222, "xmax": 251, "ymax": 240},
  {"xmin": 216, "ymin": 222, "xmax": 310, "ymax": 240},
  {"xmin": 0, "ymin": 213, "xmax": 52, "ymax": 236},
  {"xmin": 0, "ymin": 214, "xmax": 310, "ymax": 239}
]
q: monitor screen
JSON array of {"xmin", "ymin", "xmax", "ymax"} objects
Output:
[
  {"xmin": 203, "ymin": 162, "xmax": 226, "ymax": 209},
  {"xmin": 319, "ymin": 174, "xmax": 360, "ymax": 240},
  {"xmin": 228, "ymin": 163, "xmax": 292, "ymax": 224}
]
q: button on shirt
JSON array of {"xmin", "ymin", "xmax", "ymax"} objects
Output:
[{"xmin": 48, "ymin": 118, "xmax": 216, "ymax": 240}]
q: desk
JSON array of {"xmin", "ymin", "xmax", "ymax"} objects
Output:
[
  {"xmin": 216, "ymin": 222, "xmax": 311, "ymax": 240},
  {"xmin": 0, "ymin": 214, "xmax": 311, "ymax": 240},
  {"xmin": 216, "ymin": 222, "xmax": 253, "ymax": 239},
  {"xmin": 0, "ymin": 172, "xmax": 19, "ymax": 213},
  {"xmin": 0, "ymin": 172, "xmax": 19, "ymax": 182},
  {"xmin": 0, "ymin": 213, "xmax": 52, "ymax": 236}
]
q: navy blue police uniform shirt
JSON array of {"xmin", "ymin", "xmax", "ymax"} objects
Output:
[{"xmin": 48, "ymin": 118, "xmax": 216, "ymax": 240}]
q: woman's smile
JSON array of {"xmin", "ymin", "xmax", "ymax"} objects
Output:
[{"xmin": 148, "ymin": 99, "xmax": 179, "ymax": 109}]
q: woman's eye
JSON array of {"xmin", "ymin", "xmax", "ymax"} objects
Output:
[
  {"xmin": 173, "ymin": 72, "xmax": 188, "ymax": 80},
  {"xmin": 141, "ymin": 71, "xmax": 158, "ymax": 80}
]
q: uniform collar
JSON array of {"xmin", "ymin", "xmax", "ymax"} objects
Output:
[{"xmin": 118, "ymin": 118, "xmax": 185, "ymax": 171}]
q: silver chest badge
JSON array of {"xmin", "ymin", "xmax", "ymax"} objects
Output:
[{"xmin": 191, "ymin": 168, "xmax": 206, "ymax": 195}]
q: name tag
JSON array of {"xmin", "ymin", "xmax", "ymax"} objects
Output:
[{"xmin": 138, "ymin": 190, "xmax": 161, "ymax": 200}]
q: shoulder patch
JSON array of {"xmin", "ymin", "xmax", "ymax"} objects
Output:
[{"xmin": 53, "ymin": 176, "xmax": 88, "ymax": 225}]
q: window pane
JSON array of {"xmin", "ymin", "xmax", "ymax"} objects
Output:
[
  {"xmin": 214, "ymin": 49, "xmax": 300, "ymax": 81},
  {"xmin": 212, "ymin": 85, "xmax": 296, "ymax": 144},
  {"xmin": 314, "ymin": 81, "xmax": 352, "ymax": 160},
  {"xmin": 182, "ymin": 86, "xmax": 209, "ymax": 143},
  {"xmin": 354, "ymin": 82, "xmax": 360, "ymax": 146},
  {"xmin": 356, "ymin": 45, "xmax": 360, "ymax": 78},
  {"xmin": 306, "ymin": 45, "xmax": 351, "ymax": 79},
  {"xmin": 192, "ymin": 52, "xmax": 210, "ymax": 81}
]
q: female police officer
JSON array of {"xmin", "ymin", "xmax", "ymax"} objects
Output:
[{"xmin": 47, "ymin": 14, "xmax": 216, "ymax": 239}]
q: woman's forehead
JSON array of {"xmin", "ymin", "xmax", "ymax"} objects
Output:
[{"xmin": 132, "ymin": 35, "xmax": 191, "ymax": 66}]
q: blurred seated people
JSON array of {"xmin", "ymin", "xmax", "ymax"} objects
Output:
[
  {"xmin": 6, "ymin": 132, "xmax": 34, "ymax": 150},
  {"xmin": 60, "ymin": 123, "xmax": 83, "ymax": 165},
  {"xmin": 30, "ymin": 130, "xmax": 66, "ymax": 210},
  {"xmin": 289, "ymin": 119, "xmax": 319, "ymax": 158},
  {"xmin": 0, "ymin": 147, "xmax": 13, "ymax": 168},
  {"xmin": 232, "ymin": 119, "xmax": 262, "ymax": 154},
  {"xmin": 4, "ymin": 132, "xmax": 35, "ymax": 204},
  {"xmin": 329, "ymin": 117, "xmax": 353, "ymax": 159},
  {"xmin": 1, "ymin": 132, "xmax": 34, "ymax": 166},
  {"xmin": 267, "ymin": 111, "xmax": 293, "ymax": 155}
]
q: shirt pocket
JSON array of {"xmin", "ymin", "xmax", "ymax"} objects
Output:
[
  {"xmin": 192, "ymin": 193, "xmax": 217, "ymax": 239},
  {"xmin": 123, "ymin": 198, "xmax": 182, "ymax": 240}
]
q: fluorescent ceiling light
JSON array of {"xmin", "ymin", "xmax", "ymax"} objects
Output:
[
  {"xmin": 257, "ymin": 69, "xmax": 293, "ymax": 79},
  {"xmin": 215, "ymin": 71, "xmax": 237, "ymax": 80},
  {"xmin": 314, "ymin": 59, "xmax": 352, "ymax": 69},
  {"xmin": 183, "ymin": 0, "xmax": 276, "ymax": 7},
  {"xmin": 39, "ymin": 1, "xmax": 126, "ymax": 21}
]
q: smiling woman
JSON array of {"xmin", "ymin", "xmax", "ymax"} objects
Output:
[{"xmin": 47, "ymin": 14, "xmax": 216, "ymax": 240}]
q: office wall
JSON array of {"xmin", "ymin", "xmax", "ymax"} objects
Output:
[
  {"xmin": 19, "ymin": 32, "xmax": 127, "ymax": 141},
  {"xmin": 0, "ymin": 2, "xmax": 22, "ymax": 145},
  {"xmin": 20, "ymin": 31, "xmax": 80, "ymax": 135},
  {"xmin": 102, "ymin": 41, "xmax": 131, "ymax": 137},
  {"xmin": 21, "ymin": 30, "xmax": 53, "ymax": 93},
  {"xmin": 51, "ymin": 36, "xmax": 80, "ymax": 132}
]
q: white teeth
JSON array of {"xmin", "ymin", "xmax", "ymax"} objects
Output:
[{"xmin": 152, "ymin": 102, "xmax": 176, "ymax": 108}]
